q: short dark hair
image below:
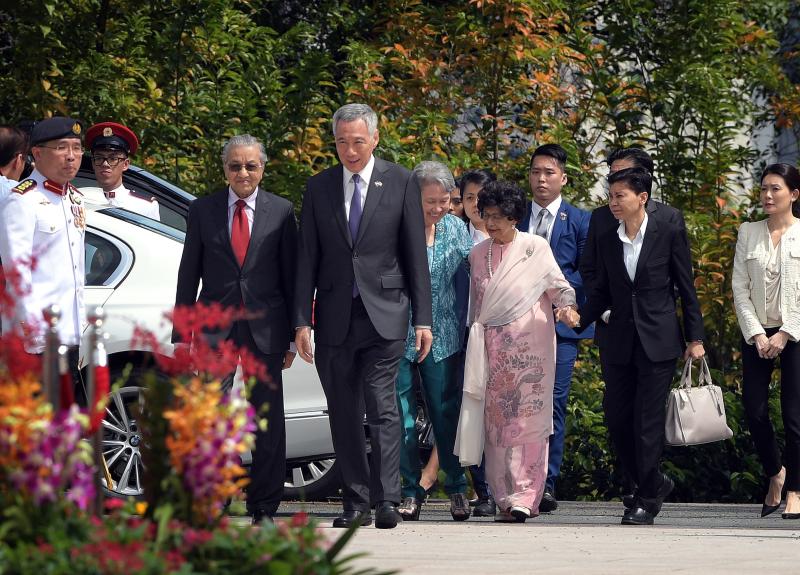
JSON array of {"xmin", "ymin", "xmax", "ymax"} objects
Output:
[
  {"xmin": 530, "ymin": 143, "xmax": 567, "ymax": 171},
  {"xmin": 606, "ymin": 147, "xmax": 654, "ymax": 173},
  {"xmin": 761, "ymin": 163, "xmax": 800, "ymax": 218},
  {"xmin": 0, "ymin": 126, "xmax": 29, "ymax": 167},
  {"xmin": 477, "ymin": 180, "xmax": 527, "ymax": 222},
  {"xmin": 458, "ymin": 168, "xmax": 496, "ymax": 198},
  {"xmin": 607, "ymin": 167, "xmax": 652, "ymax": 198}
]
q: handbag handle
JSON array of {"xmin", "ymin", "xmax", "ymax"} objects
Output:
[{"xmin": 679, "ymin": 356, "xmax": 713, "ymax": 389}]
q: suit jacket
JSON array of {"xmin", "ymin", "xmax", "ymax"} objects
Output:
[
  {"xmin": 173, "ymin": 187, "xmax": 297, "ymax": 354},
  {"xmin": 732, "ymin": 219, "xmax": 800, "ymax": 344},
  {"xmin": 580, "ymin": 200, "xmax": 685, "ymax": 348},
  {"xmin": 519, "ymin": 199, "xmax": 593, "ymax": 339},
  {"xmin": 294, "ymin": 157, "xmax": 432, "ymax": 345},
  {"xmin": 577, "ymin": 216, "xmax": 704, "ymax": 364}
]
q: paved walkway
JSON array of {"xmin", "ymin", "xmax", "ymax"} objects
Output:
[{"xmin": 270, "ymin": 500, "xmax": 800, "ymax": 574}]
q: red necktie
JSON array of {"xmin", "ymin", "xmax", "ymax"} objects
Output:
[{"xmin": 231, "ymin": 199, "xmax": 250, "ymax": 267}]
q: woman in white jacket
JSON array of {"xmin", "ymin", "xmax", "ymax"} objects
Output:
[{"xmin": 733, "ymin": 163, "xmax": 800, "ymax": 519}]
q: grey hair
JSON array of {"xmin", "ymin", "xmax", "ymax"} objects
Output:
[
  {"xmin": 412, "ymin": 160, "xmax": 456, "ymax": 193},
  {"xmin": 332, "ymin": 104, "xmax": 378, "ymax": 137},
  {"xmin": 221, "ymin": 134, "xmax": 267, "ymax": 165}
]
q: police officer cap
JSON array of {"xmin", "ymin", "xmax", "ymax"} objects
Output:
[
  {"xmin": 86, "ymin": 122, "xmax": 139, "ymax": 156},
  {"xmin": 30, "ymin": 117, "xmax": 83, "ymax": 147}
]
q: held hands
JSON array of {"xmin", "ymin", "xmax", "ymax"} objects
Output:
[
  {"xmin": 295, "ymin": 327, "xmax": 314, "ymax": 364},
  {"xmin": 555, "ymin": 306, "xmax": 580, "ymax": 329},
  {"xmin": 755, "ymin": 331, "xmax": 789, "ymax": 359},
  {"xmin": 684, "ymin": 341, "xmax": 705, "ymax": 361},
  {"xmin": 415, "ymin": 328, "xmax": 433, "ymax": 363}
]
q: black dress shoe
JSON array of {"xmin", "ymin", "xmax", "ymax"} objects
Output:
[
  {"xmin": 375, "ymin": 501, "xmax": 402, "ymax": 529},
  {"xmin": 398, "ymin": 496, "xmax": 422, "ymax": 521},
  {"xmin": 332, "ymin": 509, "xmax": 372, "ymax": 528},
  {"xmin": 621, "ymin": 506, "xmax": 655, "ymax": 525},
  {"xmin": 539, "ymin": 489, "xmax": 558, "ymax": 513},
  {"xmin": 657, "ymin": 474, "xmax": 675, "ymax": 502},
  {"xmin": 781, "ymin": 511, "xmax": 800, "ymax": 519},
  {"xmin": 622, "ymin": 493, "xmax": 636, "ymax": 510},
  {"xmin": 250, "ymin": 510, "xmax": 274, "ymax": 526},
  {"xmin": 473, "ymin": 496, "xmax": 497, "ymax": 517},
  {"xmin": 762, "ymin": 503, "xmax": 781, "ymax": 517}
]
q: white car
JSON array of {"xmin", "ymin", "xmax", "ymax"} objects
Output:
[{"xmin": 79, "ymin": 196, "xmax": 339, "ymax": 500}]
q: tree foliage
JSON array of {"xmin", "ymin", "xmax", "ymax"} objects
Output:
[{"xmin": 2, "ymin": 0, "xmax": 798, "ymax": 502}]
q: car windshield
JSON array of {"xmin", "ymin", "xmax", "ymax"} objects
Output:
[{"xmin": 97, "ymin": 207, "xmax": 186, "ymax": 243}]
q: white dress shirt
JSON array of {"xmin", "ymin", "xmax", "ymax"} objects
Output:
[
  {"xmin": 342, "ymin": 155, "xmax": 375, "ymax": 218},
  {"xmin": 0, "ymin": 174, "xmax": 18, "ymax": 203},
  {"xmin": 617, "ymin": 213, "xmax": 649, "ymax": 282},
  {"xmin": 104, "ymin": 183, "xmax": 161, "ymax": 221},
  {"xmin": 227, "ymin": 187, "xmax": 258, "ymax": 236},
  {"xmin": 468, "ymin": 221, "xmax": 489, "ymax": 245},
  {"xmin": 527, "ymin": 196, "xmax": 562, "ymax": 242}
]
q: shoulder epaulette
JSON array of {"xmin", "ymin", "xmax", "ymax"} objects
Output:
[
  {"xmin": 130, "ymin": 189, "xmax": 157, "ymax": 202},
  {"xmin": 12, "ymin": 179, "xmax": 36, "ymax": 195}
]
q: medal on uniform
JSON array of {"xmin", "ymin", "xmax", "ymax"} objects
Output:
[{"xmin": 71, "ymin": 204, "xmax": 86, "ymax": 230}]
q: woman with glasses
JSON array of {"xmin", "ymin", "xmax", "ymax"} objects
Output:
[
  {"xmin": 456, "ymin": 180, "xmax": 576, "ymax": 523},
  {"xmin": 85, "ymin": 122, "xmax": 160, "ymax": 221}
]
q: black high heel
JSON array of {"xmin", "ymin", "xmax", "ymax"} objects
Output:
[
  {"xmin": 761, "ymin": 468, "xmax": 786, "ymax": 518},
  {"xmin": 761, "ymin": 502, "xmax": 780, "ymax": 518}
]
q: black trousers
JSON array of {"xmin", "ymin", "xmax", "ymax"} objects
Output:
[
  {"xmin": 741, "ymin": 327, "xmax": 800, "ymax": 491},
  {"xmin": 225, "ymin": 321, "xmax": 286, "ymax": 516},
  {"xmin": 315, "ymin": 296, "xmax": 405, "ymax": 512},
  {"xmin": 601, "ymin": 332, "xmax": 676, "ymax": 515},
  {"xmin": 33, "ymin": 345, "xmax": 86, "ymax": 406}
]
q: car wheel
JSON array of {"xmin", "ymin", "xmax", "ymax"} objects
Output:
[
  {"xmin": 101, "ymin": 384, "xmax": 145, "ymax": 498},
  {"xmin": 283, "ymin": 458, "xmax": 340, "ymax": 500}
]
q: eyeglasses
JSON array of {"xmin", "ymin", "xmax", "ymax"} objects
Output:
[
  {"xmin": 226, "ymin": 162, "xmax": 263, "ymax": 173},
  {"xmin": 38, "ymin": 143, "xmax": 84, "ymax": 155},
  {"xmin": 92, "ymin": 155, "xmax": 127, "ymax": 167}
]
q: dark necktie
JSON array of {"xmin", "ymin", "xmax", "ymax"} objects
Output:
[
  {"xmin": 231, "ymin": 199, "xmax": 250, "ymax": 267},
  {"xmin": 349, "ymin": 174, "xmax": 363, "ymax": 297},
  {"xmin": 534, "ymin": 209, "xmax": 551, "ymax": 239}
]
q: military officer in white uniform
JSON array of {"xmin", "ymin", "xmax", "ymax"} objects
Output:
[
  {"xmin": 0, "ymin": 117, "xmax": 87, "ymax": 398},
  {"xmin": 85, "ymin": 121, "xmax": 160, "ymax": 220}
]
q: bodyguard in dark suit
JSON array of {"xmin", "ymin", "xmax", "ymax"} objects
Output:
[
  {"xmin": 174, "ymin": 134, "xmax": 297, "ymax": 524},
  {"xmin": 517, "ymin": 144, "xmax": 591, "ymax": 511},
  {"xmin": 564, "ymin": 167, "xmax": 705, "ymax": 526},
  {"xmin": 294, "ymin": 103, "xmax": 432, "ymax": 529}
]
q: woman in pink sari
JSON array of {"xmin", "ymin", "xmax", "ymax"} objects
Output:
[{"xmin": 455, "ymin": 180, "xmax": 576, "ymax": 522}]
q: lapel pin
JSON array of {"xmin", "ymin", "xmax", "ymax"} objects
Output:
[
  {"xmin": 375, "ymin": 181, "xmax": 383, "ymax": 187},
  {"xmin": 559, "ymin": 211, "xmax": 567, "ymax": 220},
  {"xmin": 526, "ymin": 247, "xmax": 533, "ymax": 256}
]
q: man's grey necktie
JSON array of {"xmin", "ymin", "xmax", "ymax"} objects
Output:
[
  {"xmin": 534, "ymin": 208, "xmax": 551, "ymax": 239},
  {"xmin": 349, "ymin": 174, "xmax": 363, "ymax": 297}
]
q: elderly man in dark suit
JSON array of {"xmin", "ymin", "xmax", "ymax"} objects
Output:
[
  {"xmin": 517, "ymin": 144, "xmax": 591, "ymax": 512},
  {"xmin": 174, "ymin": 134, "xmax": 297, "ymax": 525},
  {"xmin": 579, "ymin": 147, "xmax": 686, "ymax": 507},
  {"xmin": 563, "ymin": 167, "xmax": 705, "ymax": 526},
  {"xmin": 294, "ymin": 103, "xmax": 432, "ymax": 529}
]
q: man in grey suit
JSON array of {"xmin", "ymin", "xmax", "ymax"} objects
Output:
[
  {"xmin": 174, "ymin": 134, "xmax": 297, "ymax": 525},
  {"xmin": 294, "ymin": 103, "xmax": 433, "ymax": 529}
]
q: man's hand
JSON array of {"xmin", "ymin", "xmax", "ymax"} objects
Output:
[
  {"xmin": 282, "ymin": 350, "xmax": 296, "ymax": 370},
  {"xmin": 415, "ymin": 328, "xmax": 433, "ymax": 363},
  {"xmin": 684, "ymin": 341, "xmax": 705, "ymax": 361},
  {"xmin": 295, "ymin": 327, "xmax": 314, "ymax": 364}
]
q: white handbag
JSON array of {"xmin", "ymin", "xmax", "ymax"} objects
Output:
[{"xmin": 665, "ymin": 357, "xmax": 733, "ymax": 446}]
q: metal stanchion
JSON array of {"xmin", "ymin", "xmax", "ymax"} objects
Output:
[
  {"xmin": 86, "ymin": 307, "xmax": 109, "ymax": 515},
  {"xmin": 41, "ymin": 305, "xmax": 62, "ymax": 406}
]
